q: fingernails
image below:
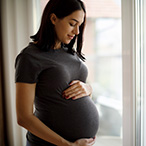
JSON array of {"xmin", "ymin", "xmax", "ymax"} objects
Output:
[
  {"xmin": 72, "ymin": 97, "xmax": 76, "ymax": 100},
  {"xmin": 65, "ymin": 96, "xmax": 69, "ymax": 99},
  {"xmin": 62, "ymin": 93, "xmax": 68, "ymax": 99},
  {"xmin": 62, "ymin": 93, "xmax": 69, "ymax": 99},
  {"xmin": 69, "ymin": 82, "xmax": 73, "ymax": 85},
  {"xmin": 62, "ymin": 94, "xmax": 65, "ymax": 98}
]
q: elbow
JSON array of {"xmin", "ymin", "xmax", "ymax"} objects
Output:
[
  {"xmin": 17, "ymin": 113, "xmax": 33, "ymax": 129},
  {"xmin": 17, "ymin": 116, "xmax": 25, "ymax": 127},
  {"xmin": 17, "ymin": 114, "xmax": 29, "ymax": 128}
]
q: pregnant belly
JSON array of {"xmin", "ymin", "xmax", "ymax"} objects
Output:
[{"xmin": 35, "ymin": 96, "xmax": 99, "ymax": 142}]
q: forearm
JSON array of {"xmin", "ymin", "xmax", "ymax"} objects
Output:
[{"xmin": 18, "ymin": 114, "xmax": 72, "ymax": 146}]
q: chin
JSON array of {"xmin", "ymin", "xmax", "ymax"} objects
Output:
[{"xmin": 63, "ymin": 40, "xmax": 72, "ymax": 45}]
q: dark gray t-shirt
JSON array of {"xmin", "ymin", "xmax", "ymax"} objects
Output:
[{"xmin": 15, "ymin": 43, "xmax": 99, "ymax": 146}]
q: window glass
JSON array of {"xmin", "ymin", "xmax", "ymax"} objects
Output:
[
  {"xmin": 83, "ymin": 0, "xmax": 122, "ymax": 145},
  {"xmin": 39, "ymin": 1, "xmax": 122, "ymax": 146}
]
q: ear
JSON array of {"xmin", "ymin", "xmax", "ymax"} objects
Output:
[{"xmin": 50, "ymin": 13, "xmax": 58, "ymax": 25}]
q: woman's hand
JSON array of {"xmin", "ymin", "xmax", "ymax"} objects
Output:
[
  {"xmin": 71, "ymin": 137, "xmax": 96, "ymax": 146},
  {"xmin": 62, "ymin": 80, "xmax": 92, "ymax": 100}
]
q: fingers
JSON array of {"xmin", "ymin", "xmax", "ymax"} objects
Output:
[
  {"xmin": 64, "ymin": 84, "xmax": 81, "ymax": 96},
  {"xmin": 87, "ymin": 138, "xmax": 95, "ymax": 145},
  {"xmin": 69, "ymin": 80, "xmax": 79, "ymax": 85},
  {"xmin": 63, "ymin": 87, "xmax": 84, "ymax": 99},
  {"xmin": 62, "ymin": 80, "xmax": 87, "ymax": 100},
  {"xmin": 85, "ymin": 138, "xmax": 95, "ymax": 144},
  {"xmin": 74, "ymin": 138, "xmax": 96, "ymax": 146}
]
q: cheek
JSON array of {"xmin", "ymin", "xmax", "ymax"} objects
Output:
[
  {"xmin": 55, "ymin": 26, "xmax": 64, "ymax": 38},
  {"xmin": 56, "ymin": 26, "xmax": 70, "ymax": 38},
  {"xmin": 61, "ymin": 25, "xmax": 70, "ymax": 35}
]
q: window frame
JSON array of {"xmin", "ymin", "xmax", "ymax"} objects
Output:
[{"xmin": 122, "ymin": 0, "xmax": 136, "ymax": 146}]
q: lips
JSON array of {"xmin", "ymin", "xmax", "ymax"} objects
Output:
[{"xmin": 68, "ymin": 35, "xmax": 75, "ymax": 40}]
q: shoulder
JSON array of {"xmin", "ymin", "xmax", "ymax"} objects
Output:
[
  {"xmin": 20, "ymin": 42, "xmax": 41, "ymax": 56},
  {"xmin": 15, "ymin": 43, "xmax": 42, "ymax": 68},
  {"xmin": 15, "ymin": 42, "xmax": 45, "ymax": 64}
]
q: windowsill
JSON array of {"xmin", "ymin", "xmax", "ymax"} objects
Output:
[{"xmin": 94, "ymin": 136, "xmax": 122, "ymax": 146}]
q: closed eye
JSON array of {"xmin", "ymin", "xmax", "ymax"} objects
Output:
[{"xmin": 69, "ymin": 23, "xmax": 76, "ymax": 27}]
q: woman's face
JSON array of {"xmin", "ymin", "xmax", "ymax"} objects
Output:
[{"xmin": 51, "ymin": 10, "xmax": 85, "ymax": 47}]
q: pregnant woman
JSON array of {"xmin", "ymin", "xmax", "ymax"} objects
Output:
[{"xmin": 15, "ymin": 0, "xmax": 99, "ymax": 145}]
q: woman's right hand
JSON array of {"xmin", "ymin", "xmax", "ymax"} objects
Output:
[{"xmin": 71, "ymin": 137, "xmax": 96, "ymax": 146}]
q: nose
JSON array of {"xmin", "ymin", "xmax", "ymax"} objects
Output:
[{"xmin": 73, "ymin": 26, "xmax": 80, "ymax": 35}]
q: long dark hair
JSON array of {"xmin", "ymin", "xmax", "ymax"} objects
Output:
[{"xmin": 30, "ymin": 0, "xmax": 86, "ymax": 61}]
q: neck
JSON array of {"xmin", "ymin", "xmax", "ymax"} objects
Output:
[{"xmin": 54, "ymin": 42, "xmax": 61, "ymax": 50}]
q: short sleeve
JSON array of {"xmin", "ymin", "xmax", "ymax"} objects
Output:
[{"xmin": 15, "ymin": 53, "xmax": 41, "ymax": 83}]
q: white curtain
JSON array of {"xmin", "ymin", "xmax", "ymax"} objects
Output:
[{"xmin": 1, "ymin": 0, "xmax": 39, "ymax": 145}]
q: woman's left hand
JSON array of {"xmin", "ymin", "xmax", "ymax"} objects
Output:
[{"xmin": 62, "ymin": 80, "xmax": 92, "ymax": 100}]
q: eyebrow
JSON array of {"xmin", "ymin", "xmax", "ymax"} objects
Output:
[{"xmin": 71, "ymin": 19, "xmax": 79, "ymax": 23}]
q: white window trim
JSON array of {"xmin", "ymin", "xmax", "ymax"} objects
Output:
[
  {"xmin": 144, "ymin": 0, "xmax": 146, "ymax": 145},
  {"xmin": 122, "ymin": 0, "xmax": 136, "ymax": 146}
]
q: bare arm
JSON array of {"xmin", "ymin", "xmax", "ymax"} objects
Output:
[
  {"xmin": 16, "ymin": 83, "xmax": 71, "ymax": 146},
  {"xmin": 16, "ymin": 83, "xmax": 95, "ymax": 146}
]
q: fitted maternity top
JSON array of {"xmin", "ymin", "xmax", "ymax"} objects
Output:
[{"xmin": 15, "ymin": 43, "xmax": 99, "ymax": 146}]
